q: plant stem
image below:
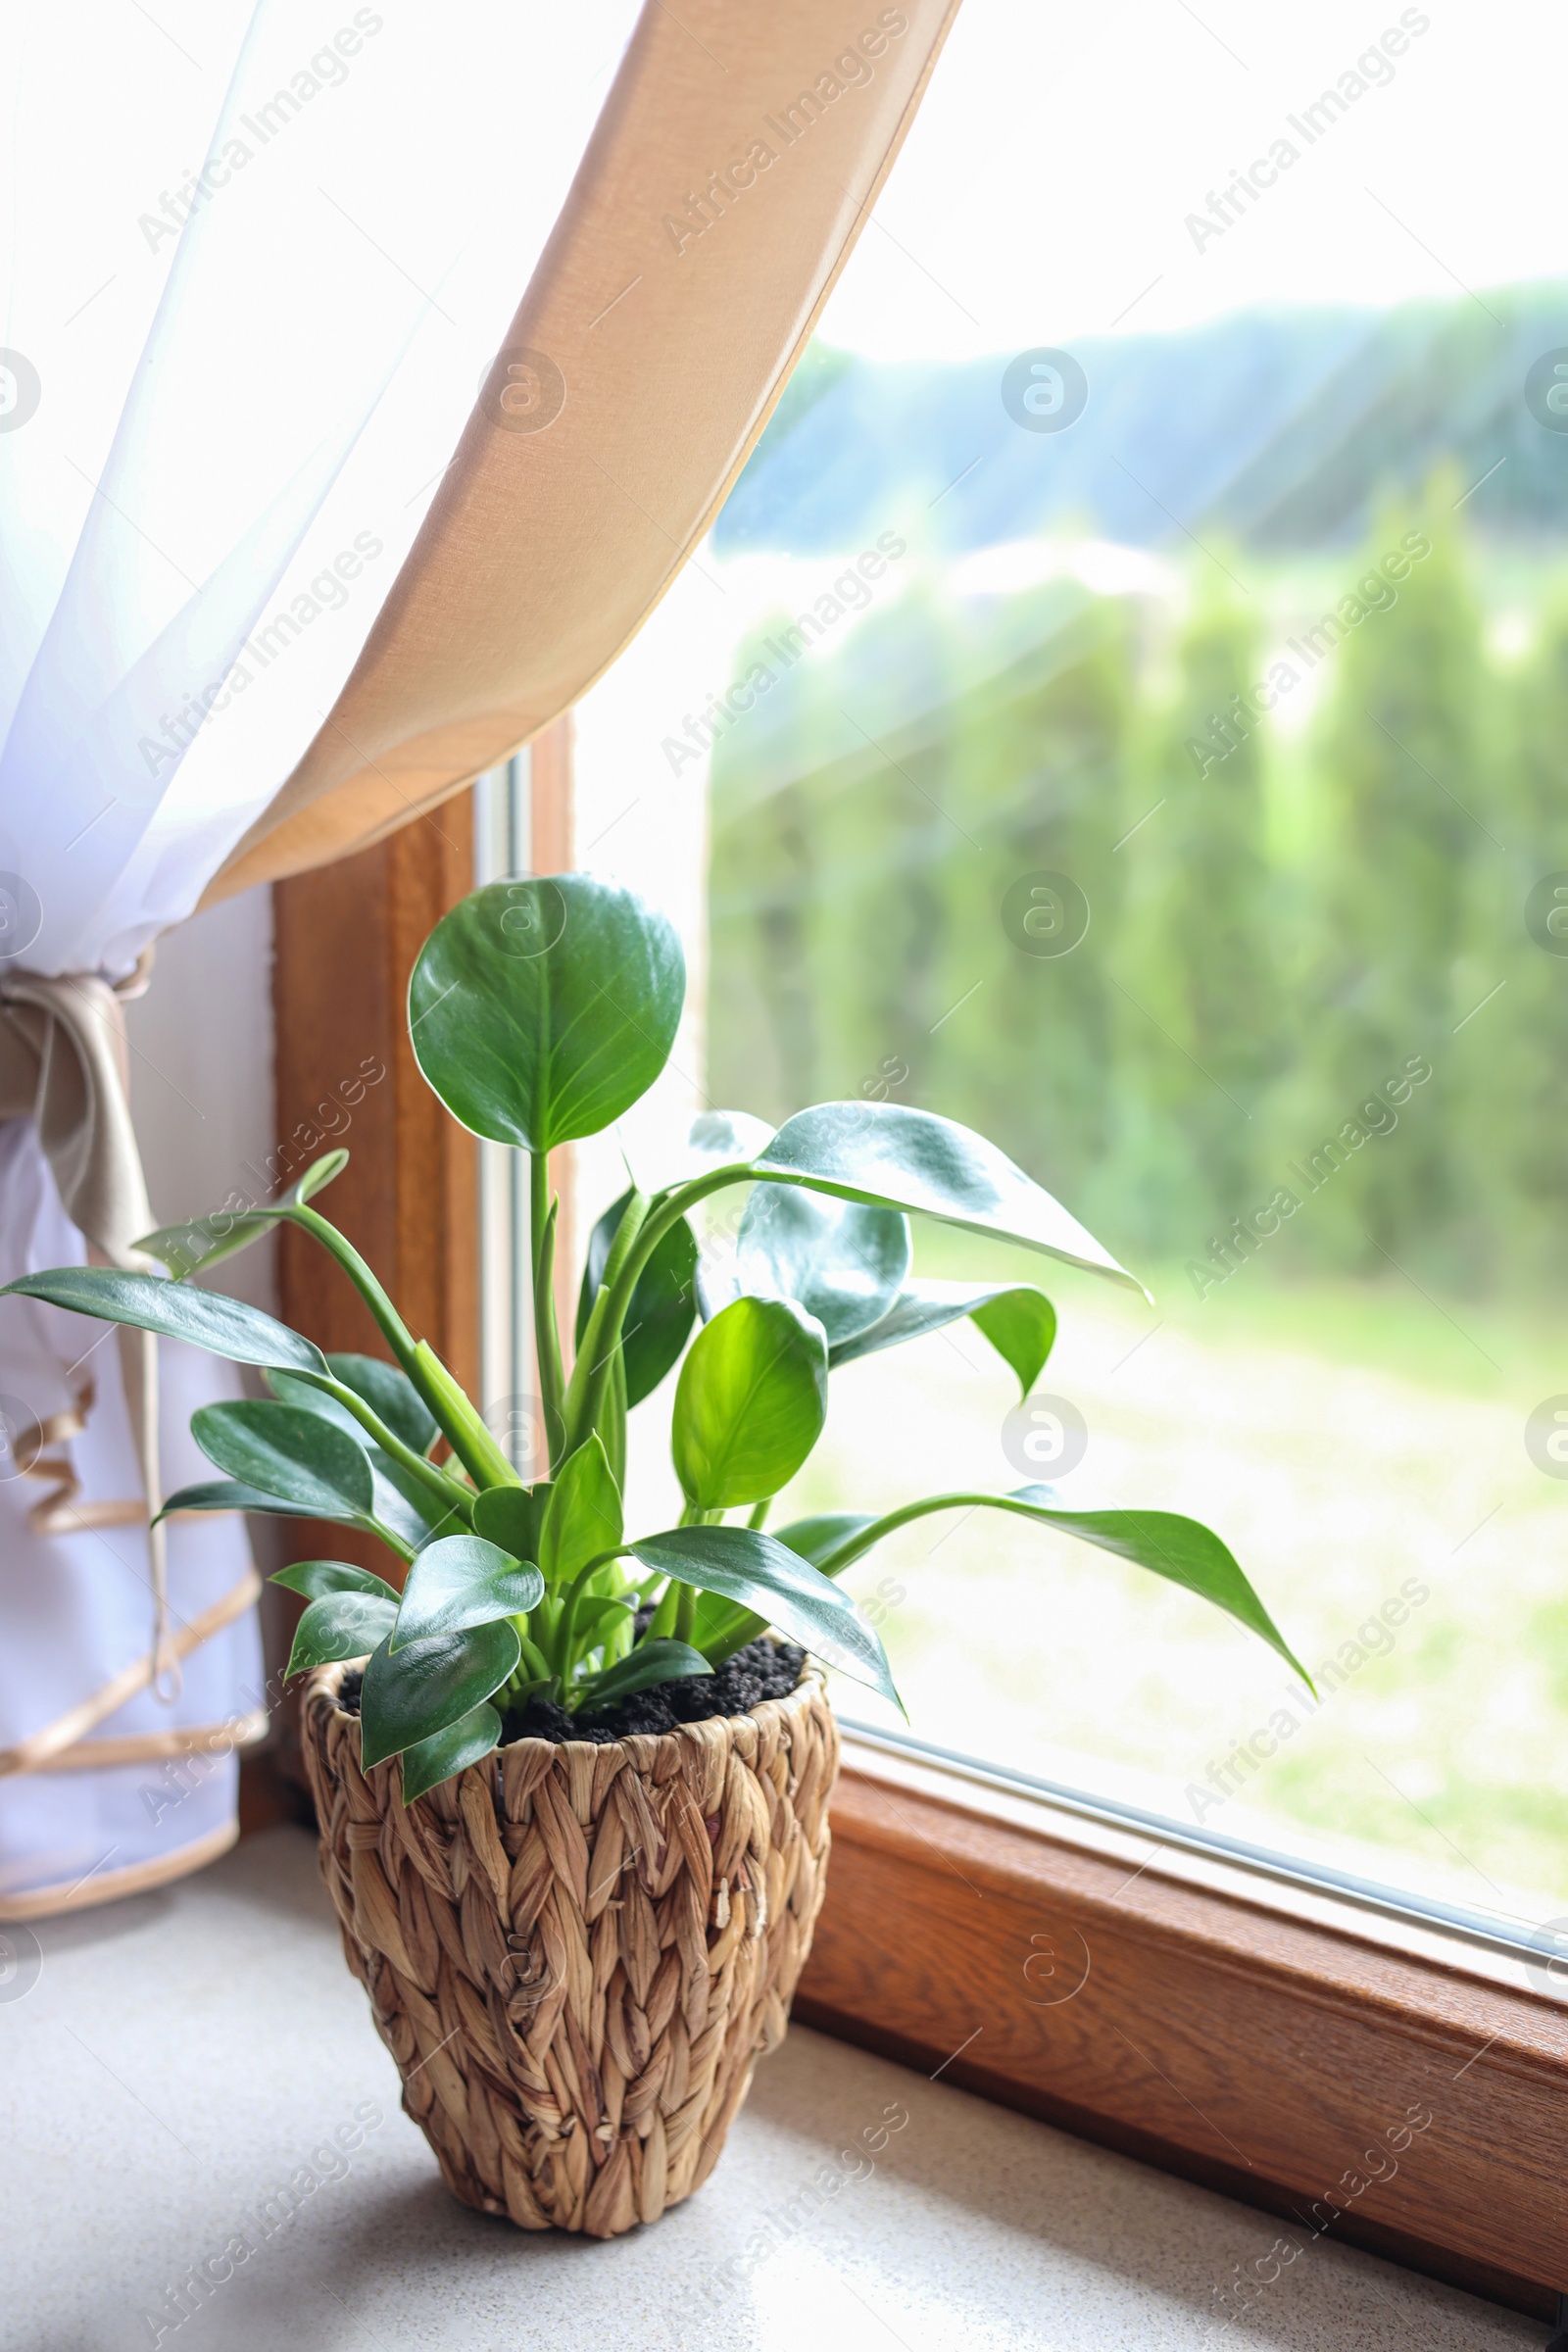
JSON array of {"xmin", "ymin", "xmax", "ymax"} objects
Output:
[
  {"xmin": 673, "ymin": 1582, "xmax": 696, "ymax": 1644},
  {"xmin": 531, "ymin": 1153, "xmax": 564, "ymax": 1470},
  {"xmin": 283, "ymin": 1204, "xmax": 513, "ymax": 1494},
  {"xmin": 552, "ymin": 1546, "xmax": 630, "ymax": 1684},
  {"xmin": 284, "ymin": 1204, "xmax": 420, "ymax": 1374},
  {"xmin": 566, "ymin": 1167, "xmax": 746, "ymax": 1449},
  {"xmin": 514, "ymin": 1628, "xmax": 552, "ymax": 1684},
  {"xmin": 747, "ymin": 1497, "xmax": 772, "ymax": 1530},
  {"xmin": 559, "ymin": 1188, "xmax": 649, "ymax": 1455},
  {"xmin": 304, "ymin": 1373, "xmax": 473, "ymax": 1522}
]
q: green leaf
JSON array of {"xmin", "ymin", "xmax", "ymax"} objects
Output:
[
  {"xmin": 573, "ymin": 1639, "xmax": 711, "ymax": 1713},
  {"xmin": 267, "ymin": 1368, "xmax": 450, "ymax": 1547},
  {"xmin": 814, "ymin": 1486, "xmax": 1309, "ymax": 1684},
  {"xmin": 775, "ymin": 1512, "xmax": 879, "ymax": 1569},
  {"xmin": 969, "ymin": 1290, "xmax": 1057, "ymax": 1397},
  {"xmin": 286, "ymin": 1592, "xmax": 397, "ymax": 1678},
  {"xmin": 728, "ymin": 1186, "xmax": 911, "ymax": 1346},
  {"xmin": 392, "ymin": 1535, "xmax": 544, "ymax": 1651},
  {"xmin": 672, "ymin": 1296, "xmax": 827, "ymax": 1510},
  {"xmin": 575, "ymin": 1189, "xmax": 698, "ymax": 1407},
  {"xmin": 408, "ymin": 874, "xmax": 685, "ymax": 1152},
  {"xmin": 364, "ymin": 1453, "xmax": 457, "ymax": 1551},
  {"xmin": 163, "ymin": 1466, "xmax": 433, "ymax": 1557},
  {"xmin": 753, "ymin": 1102, "xmax": 1142, "ymax": 1292},
  {"xmin": 690, "ymin": 1505, "xmax": 873, "ymax": 1657},
  {"xmin": 159, "ymin": 1477, "xmax": 314, "ymax": 1525},
  {"xmin": 472, "ymin": 1483, "xmax": 548, "ymax": 1561},
  {"xmin": 136, "ymin": 1150, "xmax": 349, "ymax": 1279},
  {"xmin": 629, "ymin": 1526, "xmax": 897, "ymax": 1705},
  {"xmin": 572, "ymin": 1594, "xmax": 635, "ymax": 1651},
  {"xmin": 360, "ymin": 1620, "xmax": 522, "ymax": 1768},
  {"xmin": 399, "ymin": 1702, "xmax": 503, "ymax": 1803},
  {"xmin": 270, "ymin": 1559, "xmax": 402, "ymax": 1604},
  {"xmin": 191, "ymin": 1400, "xmax": 373, "ymax": 1520},
  {"xmin": 621, "ymin": 1106, "xmax": 775, "ymax": 1196},
  {"xmin": 828, "ymin": 1279, "xmax": 1057, "ymax": 1390},
  {"xmin": 829, "ymin": 1279, "xmax": 1056, "ymax": 1399},
  {"xmin": 0, "ymin": 1266, "xmax": 325, "ymax": 1374},
  {"xmin": 539, "ymin": 1436, "xmax": 623, "ymax": 1586},
  {"xmin": 324, "ymin": 1354, "xmax": 438, "ymax": 1455}
]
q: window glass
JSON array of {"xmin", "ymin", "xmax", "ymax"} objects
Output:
[{"xmin": 667, "ymin": 0, "xmax": 1568, "ymax": 1938}]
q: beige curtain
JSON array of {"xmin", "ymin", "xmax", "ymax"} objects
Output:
[{"xmin": 205, "ymin": 0, "xmax": 962, "ymax": 903}]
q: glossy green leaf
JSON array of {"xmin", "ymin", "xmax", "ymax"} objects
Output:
[
  {"xmin": 408, "ymin": 874, "xmax": 685, "ymax": 1152},
  {"xmin": 360, "ymin": 1620, "xmax": 521, "ymax": 1768},
  {"xmin": 0, "ymin": 1266, "xmax": 325, "ymax": 1373},
  {"xmin": 399, "ymin": 1702, "xmax": 503, "ymax": 1803},
  {"xmin": 728, "ymin": 1186, "xmax": 911, "ymax": 1346},
  {"xmin": 286, "ymin": 1592, "xmax": 397, "ymax": 1678},
  {"xmin": 191, "ymin": 1400, "xmax": 373, "ymax": 1520},
  {"xmin": 620, "ymin": 1106, "xmax": 775, "ymax": 1197},
  {"xmin": 158, "ymin": 1477, "xmax": 312, "ymax": 1525},
  {"xmin": 472, "ymin": 1483, "xmax": 548, "ymax": 1561},
  {"xmin": 752, "ymin": 1102, "xmax": 1141, "ymax": 1292},
  {"xmin": 270, "ymin": 1559, "xmax": 401, "ymax": 1604},
  {"xmin": 136, "ymin": 1149, "xmax": 349, "ymax": 1279},
  {"xmin": 164, "ymin": 1463, "xmax": 436, "ymax": 1554},
  {"xmin": 573, "ymin": 1639, "xmax": 712, "ymax": 1714},
  {"xmin": 691, "ymin": 1507, "xmax": 874, "ymax": 1657},
  {"xmin": 266, "ymin": 1368, "xmax": 449, "ymax": 1547},
  {"xmin": 775, "ymin": 1512, "xmax": 879, "ymax": 1569},
  {"xmin": 364, "ymin": 1453, "xmax": 458, "ymax": 1551},
  {"xmin": 812, "ymin": 1487, "xmax": 1308, "ymax": 1683},
  {"xmin": 969, "ymin": 1290, "xmax": 1057, "ymax": 1397},
  {"xmin": 392, "ymin": 1535, "xmax": 544, "ymax": 1651},
  {"xmin": 830, "ymin": 1279, "xmax": 1056, "ymax": 1398},
  {"xmin": 575, "ymin": 1189, "xmax": 698, "ymax": 1407},
  {"xmin": 324, "ymin": 1353, "xmax": 438, "ymax": 1455},
  {"xmin": 539, "ymin": 1436, "xmax": 622, "ymax": 1586},
  {"xmin": 672, "ymin": 1296, "xmax": 827, "ymax": 1510},
  {"xmin": 572, "ymin": 1594, "xmax": 635, "ymax": 1651},
  {"xmin": 629, "ymin": 1526, "xmax": 897, "ymax": 1704}
]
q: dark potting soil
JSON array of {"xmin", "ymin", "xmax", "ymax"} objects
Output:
[{"xmin": 330, "ymin": 1639, "xmax": 807, "ymax": 1747}]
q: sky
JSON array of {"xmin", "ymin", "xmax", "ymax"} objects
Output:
[{"xmin": 818, "ymin": 0, "xmax": 1565, "ymax": 357}]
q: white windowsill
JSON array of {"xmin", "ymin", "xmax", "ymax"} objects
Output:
[{"xmin": 2, "ymin": 1826, "xmax": 1544, "ymax": 2350}]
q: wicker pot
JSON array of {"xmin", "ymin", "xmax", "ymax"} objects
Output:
[{"xmin": 300, "ymin": 1663, "xmax": 840, "ymax": 2236}]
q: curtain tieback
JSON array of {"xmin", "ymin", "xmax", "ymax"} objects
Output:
[{"xmin": 0, "ymin": 953, "xmax": 205, "ymax": 1761}]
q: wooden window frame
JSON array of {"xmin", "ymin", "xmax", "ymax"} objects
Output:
[{"xmin": 255, "ymin": 729, "xmax": 1568, "ymax": 2329}]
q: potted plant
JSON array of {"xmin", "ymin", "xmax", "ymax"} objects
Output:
[{"xmin": 7, "ymin": 874, "xmax": 1305, "ymax": 2236}]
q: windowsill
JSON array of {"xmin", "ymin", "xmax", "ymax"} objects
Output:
[{"xmin": 6, "ymin": 1826, "xmax": 1548, "ymax": 2348}]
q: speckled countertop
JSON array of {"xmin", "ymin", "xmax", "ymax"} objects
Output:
[{"xmin": 0, "ymin": 1828, "xmax": 1547, "ymax": 2351}]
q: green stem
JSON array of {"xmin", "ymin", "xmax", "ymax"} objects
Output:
[
  {"xmin": 567, "ymin": 1167, "xmax": 748, "ymax": 1451},
  {"xmin": 514, "ymin": 1629, "xmax": 552, "ymax": 1684},
  {"xmin": 413, "ymin": 1340, "xmax": 515, "ymax": 1491},
  {"xmin": 673, "ymin": 1582, "xmax": 696, "ymax": 1644},
  {"xmin": 283, "ymin": 1204, "xmax": 512, "ymax": 1493},
  {"xmin": 560, "ymin": 1188, "xmax": 650, "ymax": 1455},
  {"xmin": 284, "ymin": 1204, "xmax": 420, "ymax": 1375},
  {"xmin": 531, "ymin": 1154, "xmax": 564, "ymax": 1470},
  {"xmin": 356, "ymin": 1517, "xmax": 416, "ymax": 1567},
  {"xmin": 553, "ymin": 1546, "xmax": 631, "ymax": 1682},
  {"xmin": 810, "ymin": 1492, "xmax": 985, "ymax": 1579},
  {"xmin": 299, "ymin": 1372, "xmax": 473, "ymax": 1523},
  {"xmin": 748, "ymin": 1497, "xmax": 772, "ymax": 1531}
]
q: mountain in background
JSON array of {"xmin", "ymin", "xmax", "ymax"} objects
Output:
[{"xmin": 716, "ymin": 284, "xmax": 1568, "ymax": 562}]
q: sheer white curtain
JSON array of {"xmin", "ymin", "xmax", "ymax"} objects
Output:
[{"xmin": 0, "ymin": 0, "xmax": 640, "ymax": 1911}]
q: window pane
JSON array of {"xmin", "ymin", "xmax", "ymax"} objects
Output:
[{"xmin": 680, "ymin": 0, "xmax": 1568, "ymax": 1939}]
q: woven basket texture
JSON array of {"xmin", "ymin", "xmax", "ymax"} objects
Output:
[{"xmin": 301, "ymin": 1665, "xmax": 840, "ymax": 2236}]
